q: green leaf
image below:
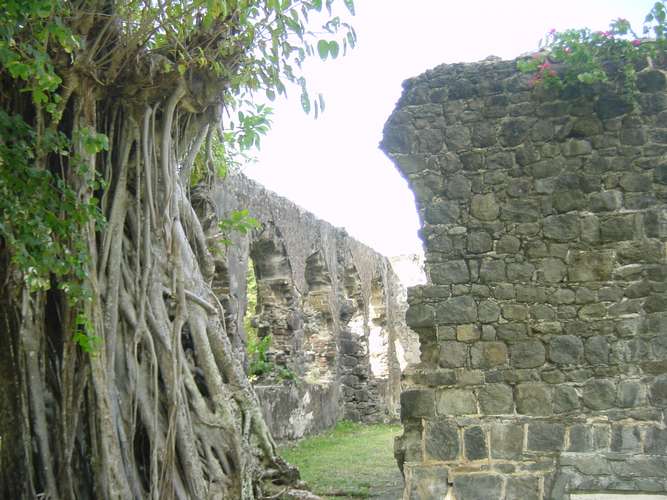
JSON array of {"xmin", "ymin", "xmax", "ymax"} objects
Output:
[
  {"xmin": 300, "ymin": 90, "xmax": 311, "ymax": 114},
  {"xmin": 317, "ymin": 39, "xmax": 329, "ymax": 60},
  {"xmin": 343, "ymin": 0, "xmax": 355, "ymax": 15},
  {"xmin": 328, "ymin": 40, "xmax": 339, "ymax": 58}
]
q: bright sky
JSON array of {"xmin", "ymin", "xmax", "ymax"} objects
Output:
[{"xmin": 245, "ymin": 0, "xmax": 655, "ymax": 258}]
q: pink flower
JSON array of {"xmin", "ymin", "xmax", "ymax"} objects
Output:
[
  {"xmin": 549, "ymin": 28, "xmax": 556, "ymax": 35},
  {"xmin": 539, "ymin": 62, "xmax": 551, "ymax": 69},
  {"xmin": 564, "ymin": 47, "xmax": 572, "ymax": 54},
  {"xmin": 632, "ymin": 39, "xmax": 641, "ymax": 47}
]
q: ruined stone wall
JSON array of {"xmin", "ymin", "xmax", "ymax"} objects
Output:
[
  {"xmin": 209, "ymin": 173, "xmax": 419, "ymax": 440},
  {"xmin": 382, "ymin": 57, "xmax": 667, "ymax": 499}
]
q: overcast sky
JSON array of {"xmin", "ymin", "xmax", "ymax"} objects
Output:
[{"xmin": 244, "ymin": 0, "xmax": 655, "ymax": 257}]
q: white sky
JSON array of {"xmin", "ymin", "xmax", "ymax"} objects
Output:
[{"xmin": 245, "ymin": 0, "xmax": 655, "ymax": 258}]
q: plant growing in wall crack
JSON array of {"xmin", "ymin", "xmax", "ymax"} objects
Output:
[{"xmin": 518, "ymin": 1, "xmax": 667, "ymax": 102}]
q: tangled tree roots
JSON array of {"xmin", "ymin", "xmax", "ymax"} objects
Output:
[{"xmin": 0, "ymin": 65, "xmax": 298, "ymax": 500}]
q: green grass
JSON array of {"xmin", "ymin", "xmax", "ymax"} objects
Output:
[{"xmin": 279, "ymin": 421, "xmax": 403, "ymax": 499}]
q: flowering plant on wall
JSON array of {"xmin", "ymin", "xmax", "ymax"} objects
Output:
[{"xmin": 517, "ymin": 0, "xmax": 667, "ymax": 101}]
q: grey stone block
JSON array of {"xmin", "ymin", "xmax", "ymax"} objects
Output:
[
  {"xmin": 554, "ymin": 385, "xmax": 580, "ymax": 413},
  {"xmin": 435, "ymin": 295, "xmax": 478, "ymax": 324},
  {"xmin": 471, "ymin": 193, "xmax": 500, "ymax": 221},
  {"xmin": 527, "ymin": 421, "xmax": 565, "ymax": 451},
  {"xmin": 430, "ymin": 260, "xmax": 470, "ymax": 284},
  {"xmin": 477, "ymin": 383, "xmax": 514, "ymax": 414},
  {"xmin": 516, "ymin": 383, "xmax": 552, "ymax": 415},
  {"xmin": 510, "ymin": 340, "xmax": 546, "ymax": 368},
  {"xmin": 582, "ymin": 379, "xmax": 616, "ymax": 410},
  {"xmin": 471, "ymin": 341, "xmax": 508, "ymax": 369},
  {"xmin": 649, "ymin": 374, "xmax": 667, "ymax": 406},
  {"xmin": 401, "ymin": 389, "xmax": 436, "ymax": 419},
  {"xmin": 506, "ymin": 476, "xmax": 540, "ymax": 500},
  {"xmin": 480, "ymin": 259, "xmax": 507, "ymax": 283},
  {"xmin": 490, "ymin": 422, "xmax": 524, "ymax": 459},
  {"xmin": 645, "ymin": 426, "xmax": 667, "ymax": 455},
  {"xmin": 438, "ymin": 341, "xmax": 468, "ymax": 368},
  {"xmin": 585, "ymin": 336, "xmax": 610, "ymax": 365},
  {"xmin": 497, "ymin": 323, "xmax": 529, "ymax": 342},
  {"xmin": 610, "ymin": 424, "xmax": 642, "ymax": 453},
  {"xmin": 467, "ymin": 231, "xmax": 493, "ymax": 253},
  {"xmin": 544, "ymin": 214, "xmax": 579, "ymax": 241},
  {"xmin": 548, "ymin": 335, "xmax": 584, "ymax": 365},
  {"xmin": 425, "ymin": 419, "xmax": 460, "ymax": 461},
  {"xmin": 454, "ymin": 474, "xmax": 503, "ymax": 500},
  {"xmin": 407, "ymin": 465, "xmax": 450, "ymax": 500},
  {"xmin": 478, "ymin": 299, "xmax": 501, "ymax": 323},
  {"xmin": 436, "ymin": 388, "xmax": 477, "ymax": 416},
  {"xmin": 464, "ymin": 426, "xmax": 487, "ymax": 460}
]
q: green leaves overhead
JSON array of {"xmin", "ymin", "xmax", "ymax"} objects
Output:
[{"xmin": 317, "ymin": 39, "xmax": 340, "ymax": 60}]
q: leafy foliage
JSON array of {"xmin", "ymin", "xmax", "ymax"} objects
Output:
[
  {"xmin": 518, "ymin": 1, "xmax": 667, "ymax": 101},
  {"xmin": 219, "ymin": 209, "xmax": 261, "ymax": 246}
]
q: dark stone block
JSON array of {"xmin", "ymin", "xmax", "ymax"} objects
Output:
[
  {"xmin": 401, "ymin": 389, "xmax": 436, "ymax": 420},
  {"xmin": 438, "ymin": 341, "xmax": 468, "ymax": 368},
  {"xmin": 435, "ymin": 296, "xmax": 477, "ymax": 324},
  {"xmin": 425, "ymin": 419, "xmax": 460, "ymax": 461},
  {"xmin": 527, "ymin": 421, "xmax": 565, "ymax": 451},
  {"xmin": 500, "ymin": 117, "xmax": 533, "ymax": 146},
  {"xmin": 649, "ymin": 374, "xmax": 667, "ymax": 406},
  {"xmin": 637, "ymin": 69, "xmax": 667, "ymax": 92},
  {"xmin": 585, "ymin": 336, "xmax": 610, "ymax": 365},
  {"xmin": 582, "ymin": 379, "xmax": 616, "ymax": 410},
  {"xmin": 600, "ymin": 214, "xmax": 636, "ymax": 242},
  {"xmin": 405, "ymin": 304, "xmax": 435, "ymax": 328},
  {"xmin": 510, "ymin": 340, "xmax": 546, "ymax": 368},
  {"xmin": 595, "ymin": 92, "xmax": 633, "ymax": 120},
  {"xmin": 477, "ymin": 383, "xmax": 514, "ymax": 414},
  {"xmin": 544, "ymin": 214, "xmax": 579, "ymax": 241},
  {"xmin": 554, "ymin": 385, "xmax": 580, "ymax": 413},
  {"xmin": 611, "ymin": 424, "xmax": 642, "ymax": 453},
  {"xmin": 568, "ymin": 424, "xmax": 593, "ymax": 452},
  {"xmin": 548, "ymin": 335, "xmax": 584, "ymax": 365},
  {"xmin": 454, "ymin": 474, "xmax": 503, "ymax": 500},
  {"xmin": 464, "ymin": 426, "xmax": 487, "ymax": 460},
  {"xmin": 645, "ymin": 426, "xmax": 667, "ymax": 455},
  {"xmin": 424, "ymin": 200, "xmax": 460, "ymax": 224}
]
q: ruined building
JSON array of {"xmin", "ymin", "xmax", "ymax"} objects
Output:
[
  {"xmin": 382, "ymin": 57, "xmax": 667, "ymax": 499},
  {"xmin": 203, "ymin": 173, "xmax": 420, "ymax": 440}
]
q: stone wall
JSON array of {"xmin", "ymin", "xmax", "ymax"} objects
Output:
[
  {"xmin": 382, "ymin": 56, "xmax": 667, "ymax": 499},
  {"xmin": 206, "ymin": 173, "xmax": 419, "ymax": 440}
]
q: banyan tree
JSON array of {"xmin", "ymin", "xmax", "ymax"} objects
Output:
[{"xmin": 0, "ymin": 1, "xmax": 355, "ymax": 498}]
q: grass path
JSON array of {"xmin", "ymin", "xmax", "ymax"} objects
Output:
[{"xmin": 279, "ymin": 421, "xmax": 404, "ymax": 499}]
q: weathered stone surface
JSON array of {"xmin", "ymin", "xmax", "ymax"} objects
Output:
[
  {"xmin": 516, "ymin": 383, "xmax": 552, "ymax": 415},
  {"xmin": 454, "ymin": 474, "xmax": 503, "ymax": 500},
  {"xmin": 510, "ymin": 340, "xmax": 546, "ymax": 368},
  {"xmin": 548, "ymin": 335, "xmax": 584, "ymax": 365},
  {"xmin": 436, "ymin": 388, "xmax": 477, "ymax": 415},
  {"xmin": 544, "ymin": 214, "xmax": 579, "ymax": 241},
  {"xmin": 425, "ymin": 419, "xmax": 459, "ymax": 461},
  {"xmin": 439, "ymin": 341, "xmax": 468, "ymax": 368},
  {"xmin": 406, "ymin": 465, "xmax": 450, "ymax": 500},
  {"xmin": 383, "ymin": 56, "xmax": 667, "ymax": 500},
  {"xmin": 582, "ymin": 379, "xmax": 616, "ymax": 410},
  {"xmin": 554, "ymin": 385, "xmax": 580, "ymax": 413},
  {"xmin": 527, "ymin": 421, "xmax": 565, "ymax": 451},
  {"xmin": 430, "ymin": 260, "xmax": 470, "ymax": 284},
  {"xmin": 477, "ymin": 383, "xmax": 514, "ymax": 414},
  {"xmin": 506, "ymin": 476, "xmax": 540, "ymax": 500},
  {"xmin": 471, "ymin": 193, "xmax": 500, "ymax": 221},
  {"xmin": 401, "ymin": 389, "xmax": 436, "ymax": 419},
  {"xmin": 471, "ymin": 341, "xmax": 508, "ymax": 369},
  {"xmin": 464, "ymin": 426, "xmax": 487, "ymax": 460},
  {"xmin": 435, "ymin": 295, "xmax": 477, "ymax": 324}
]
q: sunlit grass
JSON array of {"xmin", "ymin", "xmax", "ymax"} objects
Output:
[{"xmin": 279, "ymin": 420, "xmax": 402, "ymax": 499}]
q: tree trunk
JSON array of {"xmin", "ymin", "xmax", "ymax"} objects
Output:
[{"xmin": 0, "ymin": 74, "xmax": 295, "ymax": 499}]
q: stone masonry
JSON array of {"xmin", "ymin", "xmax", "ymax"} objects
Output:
[
  {"xmin": 204, "ymin": 173, "xmax": 420, "ymax": 439},
  {"xmin": 382, "ymin": 56, "xmax": 667, "ymax": 499}
]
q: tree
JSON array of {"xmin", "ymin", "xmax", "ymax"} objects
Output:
[{"xmin": 0, "ymin": 1, "xmax": 354, "ymax": 498}]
